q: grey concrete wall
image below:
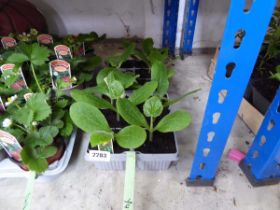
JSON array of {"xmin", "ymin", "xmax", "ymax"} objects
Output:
[{"xmin": 28, "ymin": 0, "xmax": 231, "ymax": 49}]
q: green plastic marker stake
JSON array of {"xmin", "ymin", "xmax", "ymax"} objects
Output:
[
  {"xmin": 122, "ymin": 151, "xmax": 136, "ymax": 210},
  {"xmin": 22, "ymin": 171, "xmax": 36, "ymax": 210}
]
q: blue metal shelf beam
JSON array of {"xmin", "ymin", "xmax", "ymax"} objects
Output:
[
  {"xmin": 180, "ymin": 0, "xmax": 199, "ymax": 55},
  {"xmin": 187, "ymin": 0, "xmax": 277, "ymax": 186},
  {"xmin": 240, "ymin": 88, "xmax": 280, "ymax": 186},
  {"xmin": 162, "ymin": 0, "xmax": 179, "ymax": 55}
]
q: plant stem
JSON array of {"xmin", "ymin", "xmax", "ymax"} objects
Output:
[
  {"xmin": 115, "ymin": 100, "xmax": 120, "ymax": 122},
  {"xmin": 30, "ymin": 63, "xmax": 43, "ymax": 93},
  {"xmin": 149, "ymin": 116, "xmax": 153, "ymax": 142},
  {"xmin": 14, "ymin": 123, "xmax": 28, "ymax": 133}
]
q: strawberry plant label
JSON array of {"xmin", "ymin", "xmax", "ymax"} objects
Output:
[
  {"xmin": 0, "ymin": 130, "xmax": 22, "ymax": 162},
  {"xmin": 1, "ymin": 37, "xmax": 17, "ymax": 49},
  {"xmin": 49, "ymin": 60, "xmax": 72, "ymax": 89},
  {"xmin": 0, "ymin": 64, "xmax": 28, "ymax": 90},
  {"xmin": 54, "ymin": 45, "xmax": 73, "ymax": 60},
  {"xmin": 37, "ymin": 34, "xmax": 53, "ymax": 45},
  {"xmin": 0, "ymin": 97, "xmax": 5, "ymax": 113},
  {"xmin": 87, "ymin": 150, "xmax": 111, "ymax": 162}
]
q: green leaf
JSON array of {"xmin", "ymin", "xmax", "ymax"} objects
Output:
[
  {"xmin": 143, "ymin": 96, "xmax": 163, "ymax": 118},
  {"xmin": 30, "ymin": 43, "xmax": 50, "ymax": 66},
  {"xmin": 37, "ymin": 146, "xmax": 57, "ymax": 159},
  {"xmin": 21, "ymin": 147, "xmax": 48, "ymax": 173},
  {"xmin": 151, "ymin": 61, "xmax": 169, "ymax": 97},
  {"xmin": 107, "ymin": 43, "xmax": 135, "ymax": 67},
  {"xmin": 70, "ymin": 102, "xmax": 111, "ymax": 133},
  {"xmin": 40, "ymin": 126, "xmax": 59, "ymax": 138},
  {"xmin": 26, "ymin": 93, "xmax": 51, "ymax": 121},
  {"xmin": 71, "ymin": 89, "xmax": 115, "ymax": 110},
  {"xmin": 13, "ymin": 107, "xmax": 34, "ymax": 126},
  {"xmin": 90, "ymin": 131, "xmax": 114, "ymax": 147},
  {"xmin": 104, "ymin": 73, "xmax": 124, "ymax": 99},
  {"xmin": 60, "ymin": 113, "xmax": 74, "ymax": 137},
  {"xmin": 167, "ymin": 68, "xmax": 176, "ymax": 78},
  {"xmin": 96, "ymin": 67, "xmax": 115, "ymax": 85},
  {"xmin": 7, "ymin": 53, "xmax": 29, "ymax": 64},
  {"xmin": 117, "ymin": 98, "xmax": 148, "ymax": 129},
  {"xmin": 142, "ymin": 38, "xmax": 154, "ymax": 55},
  {"xmin": 113, "ymin": 70, "xmax": 138, "ymax": 89},
  {"xmin": 129, "ymin": 81, "xmax": 158, "ymax": 105},
  {"xmin": 155, "ymin": 110, "xmax": 192, "ymax": 133},
  {"xmin": 56, "ymin": 99, "xmax": 69, "ymax": 108},
  {"xmin": 115, "ymin": 125, "xmax": 146, "ymax": 149}
]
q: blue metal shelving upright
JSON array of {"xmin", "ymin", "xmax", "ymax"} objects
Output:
[
  {"xmin": 186, "ymin": 0, "xmax": 277, "ymax": 186},
  {"xmin": 162, "ymin": 0, "xmax": 179, "ymax": 55},
  {"xmin": 180, "ymin": 0, "xmax": 199, "ymax": 56},
  {"xmin": 240, "ymin": 88, "xmax": 280, "ymax": 186}
]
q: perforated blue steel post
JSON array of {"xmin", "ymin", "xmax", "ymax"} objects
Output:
[
  {"xmin": 240, "ymin": 88, "xmax": 280, "ymax": 187},
  {"xmin": 187, "ymin": 0, "xmax": 277, "ymax": 186},
  {"xmin": 180, "ymin": 0, "xmax": 199, "ymax": 56},
  {"xmin": 162, "ymin": 0, "xmax": 179, "ymax": 55}
]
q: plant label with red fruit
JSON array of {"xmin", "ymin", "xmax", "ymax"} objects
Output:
[
  {"xmin": 0, "ymin": 64, "xmax": 28, "ymax": 90},
  {"xmin": 87, "ymin": 150, "xmax": 111, "ymax": 162},
  {"xmin": 37, "ymin": 34, "xmax": 53, "ymax": 45},
  {"xmin": 0, "ymin": 130, "xmax": 22, "ymax": 162},
  {"xmin": 54, "ymin": 45, "xmax": 72, "ymax": 60},
  {"xmin": 1, "ymin": 37, "xmax": 17, "ymax": 49},
  {"xmin": 49, "ymin": 60, "xmax": 72, "ymax": 89}
]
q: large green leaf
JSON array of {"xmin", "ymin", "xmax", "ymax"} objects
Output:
[
  {"xmin": 155, "ymin": 110, "xmax": 192, "ymax": 133},
  {"xmin": 71, "ymin": 89, "xmax": 115, "ymax": 110},
  {"xmin": 90, "ymin": 131, "xmax": 114, "ymax": 147},
  {"xmin": 70, "ymin": 102, "xmax": 111, "ymax": 133},
  {"xmin": 115, "ymin": 125, "xmax": 146, "ymax": 149},
  {"xmin": 26, "ymin": 93, "xmax": 51, "ymax": 122},
  {"xmin": 104, "ymin": 72, "xmax": 124, "ymax": 99},
  {"xmin": 7, "ymin": 53, "xmax": 29, "ymax": 64},
  {"xmin": 13, "ymin": 107, "xmax": 34, "ymax": 126},
  {"xmin": 30, "ymin": 43, "xmax": 50, "ymax": 66},
  {"xmin": 143, "ymin": 96, "xmax": 163, "ymax": 118},
  {"xmin": 107, "ymin": 43, "xmax": 135, "ymax": 67},
  {"xmin": 128, "ymin": 81, "xmax": 158, "ymax": 105},
  {"xmin": 116, "ymin": 99, "xmax": 148, "ymax": 129},
  {"xmin": 36, "ymin": 146, "xmax": 57, "ymax": 159},
  {"xmin": 151, "ymin": 61, "xmax": 169, "ymax": 97},
  {"xmin": 96, "ymin": 67, "xmax": 115, "ymax": 85},
  {"xmin": 21, "ymin": 147, "xmax": 49, "ymax": 173}
]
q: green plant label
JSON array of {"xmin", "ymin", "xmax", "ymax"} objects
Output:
[
  {"xmin": 0, "ymin": 130, "xmax": 22, "ymax": 162},
  {"xmin": 49, "ymin": 60, "xmax": 72, "ymax": 89},
  {"xmin": 0, "ymin": 97, "xmax": 5, "ymax": 113},
  {"xmin": 54, "ymin": 45, "xmax": 73, "ymax": 60},
  {"xmin": 98, "ymin": 140, "xmax": 114, "ymax": 153},
  {"xmin": 87, "ymin": 150, "xmax": 111, "ymax": 162},
  {"xmin": 37, "ymin": 34, "xmax": 53, "ymax": 45},
  {"xmin": 0, "ymin": 64, "xmax": 28, "ymax": 90},
  {"xmin": 1, "ymin": 37, "xmax": 17, "ymax": 49},
  {"xmin": 23, "ymin": 93, "xmax": 33, "ymax": 102}
]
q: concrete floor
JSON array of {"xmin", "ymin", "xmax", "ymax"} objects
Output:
[{"xmin": 0, "ymin": 55, "xmax": 279, "ymax": 210}]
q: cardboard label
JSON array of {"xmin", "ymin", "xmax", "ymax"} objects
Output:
[
  {"xmin": 0, "ymin": 64, "xmax": 28, "ymax": 90},
  {"xmin": 98, "ymin": 140, "xmax": 114, "ymax": 153},
  {"xmin": 0, "ymin": 130, "xmax": 22, "ymax": 162},
  {"xmin": 49, "ymin": 60, "xmax": 72, "ymax": 89},
  {"xmin": 54, "ymin": 45, "xmax": 72, "ymax": 60},
  {"xmin": 37, "ymin": 34, "xmax": 53, "ymax": 45},
  {"xmin": 1, "ymin": 37, "xmax": 17, "ymax": 49},
  {"xmin": 87, "ymin": 150, "xmax": 111, "ymax": 162}
]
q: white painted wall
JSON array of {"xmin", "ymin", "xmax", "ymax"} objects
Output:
[{"xmin": 28, "ymin": 0, "xmax": 231, "ymax": 49}]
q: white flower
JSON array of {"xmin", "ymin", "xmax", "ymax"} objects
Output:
[
  {"xmin": 72, "ymin": 76, "xmax": 77, "ymax": 82},
  {"xmin": 32, "ymin": 121, "xmax": 37, "ymax": 126},
  {"xmin": 2, "ymin": 118, "xmax": 12, "ymax": 128},
  {"xmin": 5, "ymin": 95, "xmax": 18, "ymax": 106}
]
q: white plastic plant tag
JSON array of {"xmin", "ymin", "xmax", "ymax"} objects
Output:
[
  {"xmin": 54, "ymin": 44, "xmax": 73, "ymax": 60},
  {"xmin": 37, "ymin": 34, "xmax": 53, "ymax": 45},
  {"xmin": 49, "ymin": 60, "xmax": 72, "ymax": 89},
  {"xmin": 1, "ymin": 37, "xmax": 17, "ymax": 49},
  {"xmin": 0, "ymin": 129, "xmax": 22, "ymax": 162},
  {"xmin": 0, "ymin": 64, "xmax": 28, "ymax": 90},
  {"xmin": 0, "ymin": 96, "xmax": 5, "ymax": 113},
  {"xmin": 87, "ymin": 150, "xmax": 111, "ymax": 162}
]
